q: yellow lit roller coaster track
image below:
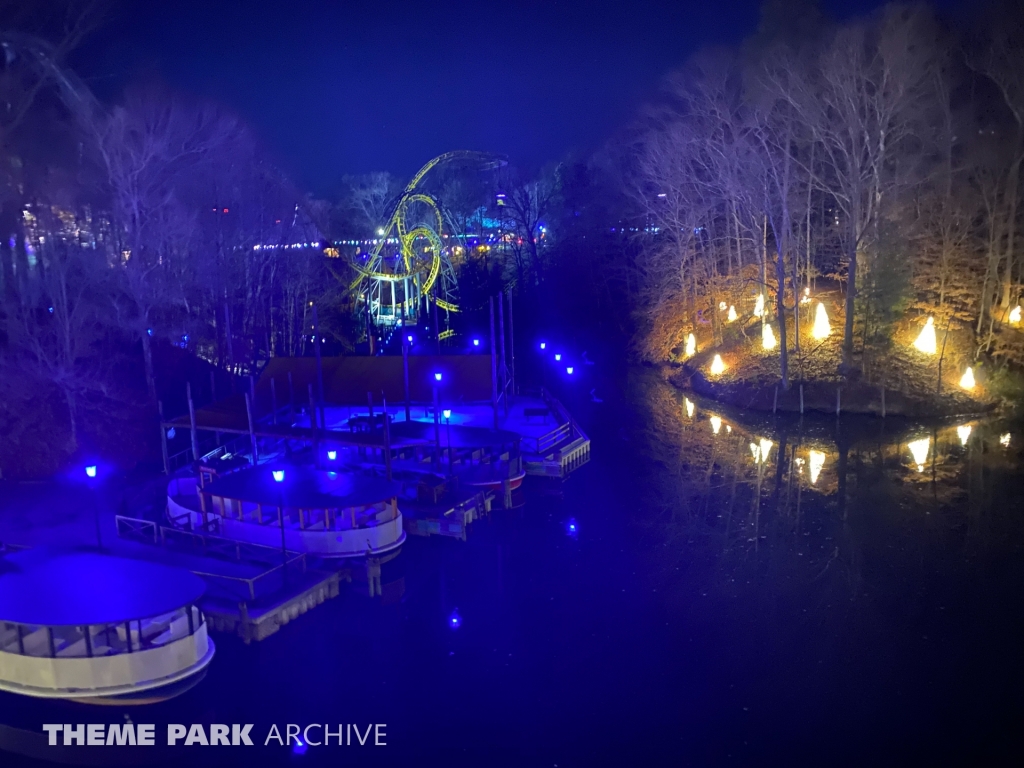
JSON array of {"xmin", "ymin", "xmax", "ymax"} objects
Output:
[{"xmin": 349, "ymin": 151, "xmax": 503, "ymax": 325}]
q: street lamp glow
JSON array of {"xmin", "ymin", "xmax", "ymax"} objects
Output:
[
  {"xmin": 908, "ymin": 437, "xmax": 930, "ymax": 472},
  {"xmin": 808, "ymin": 450, "xmax": 825, "ymax": 485},
  {"xmin": 327, "ymin": 450, "xmax": 337, "ymax": 461},
  {"xmin": 709, "ymin": 354, "xmax": 726, "ymax": 376},
  {"xmin": 85, "ymin": 465, "xmax": 97, "ymax": 479},
  {"xmin": 443, "ymin": 409, "xmax": 451, "ymax": 420},
  {"xmin": 762, "ymin": 323, "xmax": 777, "ymax": 350},
  {"xmin": 554, "ymin": 353, "xmax": 562, "ymax": 361},
  {"xmin": 812, "ymin": 302, "xmax": 831, "ymax": 339},
  {"xmin": 407, "ymin": 334, "xmax": 413, "ymax": 343},
  {"xmin": 685, "ymin": 333, "xmax": 696, "ymax": 358},
  {"xmin": 434, "ymin": 372, "xmax": 442, "ymax": 381},
  {"xmin": 959, "ymin": 367, "xmax": 976, "ymax": 390},
  {"xmin": 272, "ymin": 470, "xmax": 285, "ymax": 483},
  {"xmin": 540, "ymin": 342, "xmax": 547, "ymax": 350},
  {"xmin": 957, "ymin": 424, "xmax": 972, "ymax": 446},
  {"xmin": 473, "ymin": 338, "xmax": 480, "ymax": 346},
  {"xmin": 727, "ymin": 305, "xmax": 737, "ymax": 323},
  {"xmin": 566, "ymin": 366, "xmax": 574, "ymax": 374},
  {"xmin": 913, "ymin": 316, "xmax": 937, "ymax": 355}
]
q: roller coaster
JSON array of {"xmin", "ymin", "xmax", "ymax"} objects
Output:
[{"xmin": 349, "ymin": 151, "xmax": 504, "ymax": 330}]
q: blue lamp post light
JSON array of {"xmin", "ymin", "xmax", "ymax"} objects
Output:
[
  {"xmin": 327, "ymin": 450, "xmax": 337, "ymax": 461},
  {"xmin": 473, "ymin": 338, "xmax": 480, "ymax": 347},
  {"xmin": 554, "ymin": 353, "xmax": 561, "ymax": 362},
  {"xmin": 566, "ymin": 366, "xmax": 574, "ymax": 375},
  {"xmin": 84, "ymin": 465, "xmax": 102, "ymax": 550},
  {"xmin": 449, "ymin": 609, "xmax": 462, "ymax": 630}
]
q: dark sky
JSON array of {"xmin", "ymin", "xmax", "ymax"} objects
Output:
[{"xmin": 70, "ymin": 0, "xmax": 966, "ymax": 194}]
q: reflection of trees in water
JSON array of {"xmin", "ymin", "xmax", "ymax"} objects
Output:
[{"xmin": 623, "ymin": 370, "xmax": 1022, "ymax": 621}]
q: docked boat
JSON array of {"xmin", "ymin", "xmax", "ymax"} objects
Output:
[
  {"xmin": 0, "ymin": 548, "xmax": 214, "ymax": 704},
  {"xmin": 169, "ymin": 464, "xmax": 406, "ymax": 558}
]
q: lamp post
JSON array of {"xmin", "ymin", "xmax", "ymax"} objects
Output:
[
  {"xmin": 273, "ymin": 469, "xmax": 288, "ymax": 587},
  {"xmin": 85, "ymin": 465, "xmax": 103, "ymax": 551},
  {"xmin": 432, "ymin": 373, "xmax": 442, "ymax": 471},
  {"xmin": 443, "ymin": 409, "xmax": 453, "ymax": 476}
]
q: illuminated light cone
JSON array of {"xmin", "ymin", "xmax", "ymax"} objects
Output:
[
  {"xmin": 709, "ymin": 354, "xmax": 726, "ymax": 376},
  {"xmin": 812, "ymin": 302, "xmax": 831, "ymax": 340},
  {"xmin": 959, "ymin": 366, "xmax": 975, "ymax": 390},
  {"xmin": 762, "ymin": 323, "xmax": 777, "ymax": 350},
  {"xmin": 685, "ymin": 398, "xmax": 694, "ymax": 419},
  {"xmin": 957, "ymin": 424, "xmax": 972, "ymax": 446},
  {"xmin": 808, "ymin": 450, "xmax": 826, "ymax": 485},
  {"xmin": 750, "ymin": 438, "xmax": 774, "ymax": 464},
  {"xmin": 727, "ymin": 305, "xmax": 737, "ymax": 323},
  {"xmin": 913, "ymin": 316, "xmax": 937, "ymax": 355},
  {"xmin": 710, "ymin": 415, "xmax": 722, "ymax": 435},
  {"xmin": 685, "ymin": 333, "xmax": 696, "ymax": 358},
  {"xmin": 719, "ymin": 301, "xmax": 727, "ymax": 311},
  {"xmin": 753, "ymin": 293, "xmax": 765, "ymax": 317},
  {"xmin": 908, "ymin": 437, "xmax": 930, "ymax": 472},
  {"xmin": 1009, "ymin": 305, "xmax": 1021, "ymax": 324}
]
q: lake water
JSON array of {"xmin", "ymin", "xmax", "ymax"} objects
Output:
[{"xmin": 4, "ymin": 369, "xmax": 1023, "ymax": 767}]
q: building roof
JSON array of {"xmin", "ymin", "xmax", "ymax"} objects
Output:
[
  {"xmin": 0, "ymin": 549, "xmax": 207, "ymax": 627},
  {"xmin": 204, "ymin": 465, "xmax": 401, "ymax": 510}
]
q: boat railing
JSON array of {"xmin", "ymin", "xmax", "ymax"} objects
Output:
[
  {"xmin": 521, "ymin": 388, "xmax": 588, "ymax": 456},
  {"xmin": 115, "ymin": 515, "xmax": 159, "ymax": 544},
  {"xmin": 191, "ymin": 553, "xmax": 308, "ymax": 603}
]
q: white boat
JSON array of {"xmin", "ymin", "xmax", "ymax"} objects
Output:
[
  {"xmin": 0, "ymin": 549, "xmax": 214, "ymax": 704},
  {"xmin": 169, "ymin": 464, "xmax": 406, "ymax": 558}
]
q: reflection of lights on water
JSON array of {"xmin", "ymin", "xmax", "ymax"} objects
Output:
[
  {"xmin": 1000, "ymin": 433, "xmax": 1012, "ymax": 447},
  {"xmin": 959, "ymin": 367, "xmax": 975, "ymax": 390},
  {"xmin": 753, "ymin": 294, "xmax": 765, "ymax": 317},
  {"xmin": 913, "ymin": 316, "xmax": 937, "ymax": 355},
  {"xmin": 685, "ymin": 333, "xmax": 696, "ymax": 358},
  {"xmin": 908, "ymin": 437, "xmax": 931, "ymax": 472},
  {"xmin": 808, "ymin": 450, "xmax": 825, "ymax": 484},
  {"xmin": 685, "ymin": 398, "xmax": 694, "ymax": 419},
  {"xmin": 710, "ymin": 415, "xmax": 722, "ymax": 435},
  {"xmin": 750, "ymin": 438, "xmax": 773, "ymax": 464},
  {"xmin": 727, "ymin": 305, "xmax": 737, "ymax": 322},
  {"xmin": 957, "ymin": 424, "xmax": 972, "ymax": 446},
  {"xmin": 812, "ymin": 302, "xmax": 831, "ymax": 339},
  {"xmin": 709, "ymin": 354, "xmax": 725, "ymax": 376},
  {"xmin": 762, "ymin": 323, "xmax": 777, "ymax": 350}
]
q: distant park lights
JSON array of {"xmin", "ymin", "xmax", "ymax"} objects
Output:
[
  {"xmin": 908, "ymin": 437, "xmax": 930, "ymax": 471},
  {"xmin": 449, "ymin": 610, "xmax": 462, "ymax": 630},
  {"xmin": 808, "ymin": 450, "xmax": 826, "ymax": 485},
  {"xmin": 753, "ymin": 294, "xmax": 765, "ymax": 317},
  {"xmin": 407, "ymin": 335, "xmax": 413, "ymax": 343},
  {"xmin": 959, "ymin": 367, "xmax": 976, "ymax": 390},
  {"xmin": 1009, "ymin": 305, "xmax": 1022, "ymax": 324},
  {"xmin": 710, "ymin": 415, "xmax": 722, "ymax": 435},
  {"xmin": 327, "ymin": 450, "xmax": 337, "ymax": 461},
  {"xmin": 719, "ymin": 301, "xmax": 727, "ymax": 311},
  {"xmin": 84, "ymin": 465, "xmax": 97, "ymax": 479},
  {"xmin": 685, "ymin": 398, "xmax": 694, "ymax": 419},
  {"xmin": 709, "ymin": 354, "xmax": 726, "ymax": 376},
  {"xmin": 554, "ymin": 353, "xmax": 562, "ymax": 361},
  {"xmin": 812, "ymin": 302, "xmax": 831, "ymax": 339},
  {"xmin": 913, "ymin": 316, "xmax": 937, "ymax": 355},
  {"xmin": 272, "ymin": 470, "xmax": 285, "ymax": 483},
  {"xmin": 566, "ymin": 367, "xmax": 574, "ymax": 375},
  {"xmin": 540, "ymin": 342, "xmax": 547, "ymax": 350},
  {"xmin": 762, "ymin": 323, "xmax": 777, "ymax": 350},
  {"xmin": 727, "ymin": 305, "xmax": 737, "ymax": 323},
  {"xmin": 957, "ymin": 425, "xmax": 972, "ymax": 446},
  {"xmin": 473, "ymin": 338, "xmax": 480, "ymax": 346},
  {"xmin": 685, "ymin": 333, "xmax": 696, "ymax": 358},
  {"xmin": 434, "ymin": 372, "xmax": 443, "ymax": 382},
  {"xmin": 567, "ymin": 518, "xmax": 579, "ymax": 537},
  {"xmin": 800, "ymin": 287, "xmax": 812, "ymax": 305},
  {"xmin": 443, "ymin": 409, "xmax": 451, "ymax": 420}
]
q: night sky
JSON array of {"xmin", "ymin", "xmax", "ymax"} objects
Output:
[{"xmin": 70, "ymin": 0, "xmax": 969, "ymax": 194}]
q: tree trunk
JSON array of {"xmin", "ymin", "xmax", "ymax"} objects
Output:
[{"xmin": 141, "ymin": 331, "xmax": 157, "ymax": 403}]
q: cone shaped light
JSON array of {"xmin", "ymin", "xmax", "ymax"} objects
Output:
[
  {"xmin": 709, "ymin": 354, "xmax": 726, "ymax": 375},
  {"xmin": 908, "ymin": 437, "xmax": 930, "ymax": 472},
  {"xmin": 685, "ymin": 333, "xmax": 696, "ymax": 358},
  {"xmin": 685, "ymin": 398, "xmax": 694, "ymax": 419},
  {"xmin": 959, "ymin": 367, "xmax": 975, "ymax": 390},
  {"xmin": 727, "ymin": 305, "xmax": 737, "ymax": 322},
  {"xmin": 957, "ymin": 424, "xmax": 972, "ymax": 446},
  {"xmin": 1009, "ymin": 305, "xmax": 1021, "ymax": 324},
  {"xmin": 812, "ymin": 302, "xmax": 831, "ymax": 339},
  {"xmin": 762, "ymin": 323, "xmax": 777, "ymax": 350},
  {"xmin": 808, "ymin": 450, "xmax": 826, "ymax": 485},
  {"xmin": 710, "ymin": 415, "xmax": 722, "ymax": 435},
  {"xmin": 913, "ymin": 316, "xmax": 937, "ymax": 354}
]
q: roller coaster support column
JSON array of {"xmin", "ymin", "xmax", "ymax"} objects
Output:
[
  {"xmin": 498, "ymin": 291, "xmax": 508, "ymax": 416},
  {"xmin": 403, "ymin": 335, "xmax": 411, "ymax": 423}
]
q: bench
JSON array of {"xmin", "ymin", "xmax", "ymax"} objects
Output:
[{"xmin": 523, "ymin": 407, "xmax": 549, "ymax": 423}]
